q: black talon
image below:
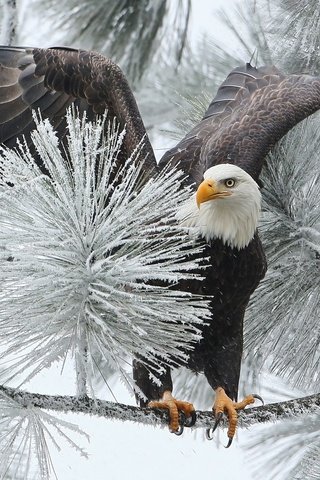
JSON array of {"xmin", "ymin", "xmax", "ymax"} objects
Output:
[
  {"xmin": 173, "ymin": 424, "xmax": 184, "ymax": 436},
  {"xmin": 212, "ymin": 412, "xmax": 223, "ymax": 433},
  {"xmin": 252, "ymin": 394, "xmax": 264, "ymax": 406},
  {"xmin": 206, "ymin": 412, "xmax": 223, "ymax": 440},
  {"xmin": 225, "ymin": 437, "xmax": 233, "ymax": 448},
  {"xmin": 179, "ymin": 411, "xmax": 186, "ymax": 425},
  {"xmin": 206, "ymin": 428, "xmax": 213, "ymax": 440},
  {"xmin": 183, "ymin": 410, "xmax": 197, "ymax": 427}
]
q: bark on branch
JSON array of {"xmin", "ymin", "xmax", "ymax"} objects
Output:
[{"xmin": 0, "ymin": 385, "xmax": 319, "ymax": 430}]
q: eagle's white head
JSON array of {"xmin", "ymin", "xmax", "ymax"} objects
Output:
[{"xmin": 177, "ymin": 163, "xmax": 261, "ymax": 249}]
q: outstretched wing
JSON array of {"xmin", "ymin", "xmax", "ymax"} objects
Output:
[
  {"xmin": 0, "ymin": 46, "xmax": 156, "ymax": 176},
  {"xmin": 159, "ymin": 63, "xmax": 320, "ymax": 184}
]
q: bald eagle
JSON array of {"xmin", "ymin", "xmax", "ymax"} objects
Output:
[{"xmin": 1, "ymin": 46, "xmax": 320, "ymax": 445}]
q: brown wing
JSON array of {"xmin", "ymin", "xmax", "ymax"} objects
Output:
[
  {"xmin": 0, "ymin": 46, "xmax": 156, "ymax": 176},
  {"xmin": 159, "ymin": 63, "xmax": 320, "ymax": 185}
]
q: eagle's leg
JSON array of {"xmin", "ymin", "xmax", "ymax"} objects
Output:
[
  {"xmin": 149, "ymin": 390, "xmax": 196, "ymax": 434},
  {"xmin": 133, "ymin": 359, "xmax": 196, "ymax": 434},
  {"xmin": 207, "ymin": 387, "xmax": 262, "ymax": 447}
]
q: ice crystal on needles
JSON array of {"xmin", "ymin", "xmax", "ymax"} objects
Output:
[
  {"xmin": 0, "ymin": 389, "xmax": 88, "ymax": 480},
  {"xmin": 245, "ymin": 118, "xmax": 320, "ymax": 391},
  {"xmin": 0, "ymin": 109, "xmax": 208, "ymax": 393}
]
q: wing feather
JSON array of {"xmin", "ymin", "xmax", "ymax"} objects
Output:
[
  {"xmin": 159, "ymin": 63, "xmax": 320, "ymax": 184},
  {"xmin": 0, "ymin": 46, "xmax": 156, "ymax": 176}
]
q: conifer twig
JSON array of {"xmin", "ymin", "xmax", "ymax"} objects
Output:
[{"xmin": 1, "ymin": 385, "xmax": 319, "ymax": 430}]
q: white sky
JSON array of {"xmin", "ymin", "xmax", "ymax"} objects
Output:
[
  {"xmin": 17, "ymin": 1, "xmax": 272, "ymax": 479},
  {"xmin": 189, "ymin": 0, "xmax": 235, "ymax": 45}
]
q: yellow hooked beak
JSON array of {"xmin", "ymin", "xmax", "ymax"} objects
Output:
[{"xmin": 196, "ymin": 179, "xmax": 232, "ymax": 208}]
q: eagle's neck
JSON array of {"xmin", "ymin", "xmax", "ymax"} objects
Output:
[{"xmin": 177, "ymin": 194, "xmax": 260, "ymax": 249}]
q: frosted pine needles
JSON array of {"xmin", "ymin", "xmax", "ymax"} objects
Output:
[{"xmin": 0, "ymin": 109, "xmax": 209, "ymax": 395}]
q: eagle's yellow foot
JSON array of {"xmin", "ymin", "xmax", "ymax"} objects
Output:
[
  {"xmin": 206, "ymin": 387, "xmax": 263, "ymax": 447},
  {"xmin": 148, "ymin": 390, "xmax": 196, "ymax": 435}
]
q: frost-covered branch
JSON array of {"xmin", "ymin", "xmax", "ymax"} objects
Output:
[
  {"xmin": 1, "ymin": 385, "xmax": 319, "ymax": 431},
  {"xmin": 0, "ymin": 386, "xmax": 88, "ymax": 479}
]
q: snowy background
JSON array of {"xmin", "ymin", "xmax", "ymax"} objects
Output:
[{"xmin": 0, "ymin": 0, "xmax": 319, "ymax": 479}]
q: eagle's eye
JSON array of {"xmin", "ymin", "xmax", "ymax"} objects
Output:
[{"xmin": 224, "ymin": 178, "xmax": 235, "ymax": 188}]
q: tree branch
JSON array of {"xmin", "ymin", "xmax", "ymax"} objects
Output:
[{"xmin": 1, "ymin": 385, "xmax": 319, "ymax": 430}]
